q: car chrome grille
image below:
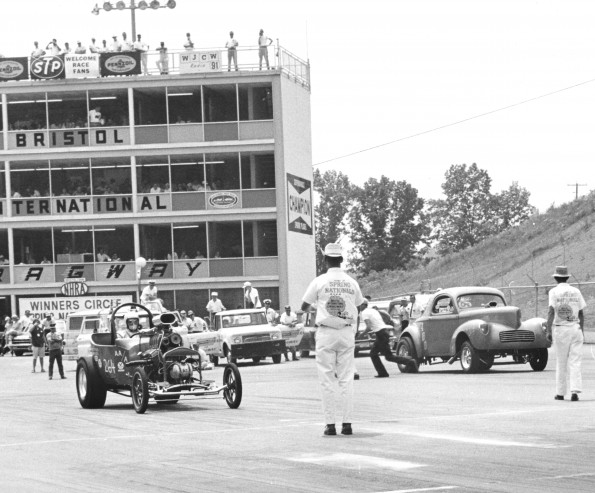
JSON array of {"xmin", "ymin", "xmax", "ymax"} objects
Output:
[
  {"xmin": 499, "ymin": 330, "xmax": 535, "ymax": 343},
  {"xmin": 243, "ymin": 335, "xmax": 271, "ymax": 343}
]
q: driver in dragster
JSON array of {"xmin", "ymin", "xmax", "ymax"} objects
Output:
[{"xmin": 119, "ymin": 312, "xmax": 213, "ymax": 369}]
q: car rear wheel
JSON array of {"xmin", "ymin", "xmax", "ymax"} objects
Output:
[
  {"xmin": 529, "ymin": 348, "xmax": 548, "ymax": 371},
  {"xmin": 396, "ymin": 337, "xmax": 419, "ymax": 373},
  {"xmin": 460, "ymin": 341, "xmax": 480, "ymax": 373},
  {"xmin": 272, "ymin": 354, "xmax": 282, "ymax": 364},
  {"xmin": 76, "ymin": 359, "xmax": 107, "ymax": 409},
  {"xmin": 131, "ymin": 368, "xmax": 149, "ymax": 414},
  {"xmin": 223, "ymin": 363, "xmax": 242, "ymax": 409}
]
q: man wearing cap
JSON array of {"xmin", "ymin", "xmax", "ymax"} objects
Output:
[
  {"xmin": 225, "ymin": 31, "xmax": 239, "ymax": 71},
  {"xmin": 244, "ymin": 281, "xmax": 261, "ymax": 308},
  {"xmin": 280, "ymin": 305, "xmax": 300, "ymax": 361},
  {"xmin": 546, "ymin": 266, "xmax": 586, "ymax": 401},
  {"xmin": 121, "ymin": 32, "xmax": 133, "ymax": 51},
  {"xmin": 74, "ymin": 41, "xmax": 86, "ymax": 54},
  {"xmin": 30, "ymin": 318, "xmax": 46, "ymax": 373},
  {"xmin": 46, "ymin": 322, "xmax": 66, "ymax": 380},
  {"xmin": 109, "ymin": 35, "xmax": 121, "ymax": 52},
  {"xmin": 362, "ymin": 296, "xmax": 415, "ymax": 378},
  {"xmin": 301, "ymin": 243, "xmax": 365, "ymax": 436},
  {"xmin": 141, "ymin": 280, "xmax": 158, "ymax": 304},
  {"xmin": 134, "ymin": 34, "xmax": 149, "ymax": 75},
  {"xmin": 206, "ymin": 292, "xmax": 226, "ymax": 321},
  {"xmin": 263, "ymin": 299, "xmax": 277, "ymax": 323}
]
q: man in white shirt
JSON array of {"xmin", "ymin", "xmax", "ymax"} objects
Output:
[
  {"xmin": 301, "ymin": 243, "xmax": 365, "ymax": 437},
  {"xmin": 206, "ymin": 292, "xmax": 226, "ymax": 320},
  {"xmin": 121, "ymin": 32, "xmax": 133, "ymax": 51},
  {"xmin": 31, "ymin": 41, "xmax": 46, "ymax": 59},
  {"xmin": 109, "ymin": 35, "xmax": 121, "ymax": 52},
  {"xmin": 244, "ymin": 281, "xmax": 261, "ymax": 308},
  {"xmin": 257, "ymin": 29, "xmax": 273, "ymax": 70},
  {"xmin": 546, "ymin": 266, "xmax": 586, "ymax": 402},
  {"xmin": 408, "ymin": 294, "xmax": 423, "ymax": 321},
  {"xmin": 362, "ymin": 297, "xmax": 415, "ymax": 378},
  {"xmin": 225, "ymin": 31, "xmax": 238, "ymax": 71},
  {"xmin": 280, "ymin": 305, "xmax": 300, "ymax": 361},
  {"xmin": 140, "ymin": 280, "xmax": 158, "ymax": 303},
  {"xmin": 88, "ymin": 38, "xmax": 99, "ymax": 53},
  {"xmin": 263, "ymin": 299, "xmax": 277, "ymax": 323},
  {"xmin": 89, "ymin": 106, "xmax": 102, "ymax": 127},
  {"xmin": 74, "ymin": 41, "xmax": 86, "ymax": 54},
  {"xmin": 184, "ymin": 33, "xmax": 194, "ymax": 50}
]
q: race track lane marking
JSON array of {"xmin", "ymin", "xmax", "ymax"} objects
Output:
[
  {"xmin": 369, "ymin": 428, "xmax": 563, "ymax": 449},
  {"xmin": 291, "ymin": 453, "xmax": 425, "ymax": 472},
  {"xmin": 378, "ymin": 487, "xmax": 458, "ymax": 493}
]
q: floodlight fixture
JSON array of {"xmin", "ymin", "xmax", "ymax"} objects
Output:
[
  {"xmin": 116, "ymin": 1, "xmax": 126, "ymax": 10},
  {"xmin": 150, "ymin": 1, "xmax": 160, "ymax": 9},
  {"xmin": 103, "ymin": 2, "xmax": 113, "ymax": 11},
  {"xmin": 138, "ymin": 0, "xmax": 148, "ymax": 9}
]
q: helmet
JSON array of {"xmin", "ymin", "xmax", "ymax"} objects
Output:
[{"xmin": 124, "ymin": 312, "xmax": 140, "ymax": 331}]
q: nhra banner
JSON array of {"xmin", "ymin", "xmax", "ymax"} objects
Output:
[
  {"xmin": 0, "ymin": 57, "xmax": 29, "ymax": 81},
  {"xmin": 179, "ymin": 51, "xmax": 222, "ymax": 73},
  {"xmin": 287, "ymin": 173, "xmax": 313, "ymax": 235},
  {"xmin": 65, "ymin": 54, "xmax": 100, "ymax": 78},
  {"xmin": 100, "ymin": 51, "xmax": 141, "ymax": 76}
]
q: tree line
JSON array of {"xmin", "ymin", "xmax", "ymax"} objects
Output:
[{"xmin": 314, "ymin": 163, "xmax": 534, "ymax": 275}]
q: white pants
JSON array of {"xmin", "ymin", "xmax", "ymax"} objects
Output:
[
  {"xmin": 315, "ymin": 326, "xmax": 355, "ymax": 425},
  {"xmin": 553, "ymin": 324, "xmax": 583, "ymax": 395}
]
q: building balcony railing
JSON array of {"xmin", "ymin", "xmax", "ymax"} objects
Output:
[
  {"xmin": 0, "ymin": 45, "xmax": 310, "ymax": 89},
  {"xmin": 0, "ymin": 257, "xmax": 279, "ymax": 285}
]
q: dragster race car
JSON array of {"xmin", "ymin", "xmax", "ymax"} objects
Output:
[{"xmin": 76, "ymin": 302, "xmax": 242, "ymax": 414}]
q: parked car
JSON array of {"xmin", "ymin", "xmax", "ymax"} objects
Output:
[
  {"xmin": 395, "ymin": 287, "xmax": 551, "ymax": 374},
  {"xmin": 76, "ymin": 302, "xmax": 242, "ymax": 414},
  {"xmin": 12, "ymin": 320, "xmax": 66, "ymax": 356},
  {"xmin": 192, "ymin": 309, "xmax": 286, "ymax": 365},
  {"xmin": 296, "ymin": 310, "xmax": 316, "ymax": 357},
  {"xmin": 64, "ymin": 310, "xmax": 109, "ymax": 360}
]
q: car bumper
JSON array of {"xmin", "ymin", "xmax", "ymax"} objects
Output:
[{"xmin": 231, "ymin": 340, "xmax": 286, "ymax": 359}]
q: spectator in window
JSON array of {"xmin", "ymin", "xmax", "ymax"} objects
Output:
[
  {"xmin": 156, "ymin": 41, "xmax": 169, "ymax": 74},
  {"xmin": 180, "ymin": 251, "xmax": 189, "ymax": 259},
  {"xmin": 134, "ymin": 34, "xmax": 149, "ymax": 75},
  {"xmin": 96, "ymin": 248, "xmax": 111, "ymax": 262},
  {"xmin": 225, "ymin": 31, "xmax": 238, "ymax": 71},
  {"xmin": 89, "ymin": 106, "xmax": 103, "ymax": 127},
  {"xmin": 12, "ymin": 190, "xmax": 22, "ymax": 198},
  {"xmin": 0, "ymin": 255, "xmax": 7, "ymax": 265},
  {"xmin": 89, "ymin": 38, "xmax": 99, "ymax": 53},
  {"xmin": 150, "ymin": 183, "xmax": 162, "ymax": 193},
  {"xmin": 74, "ymin": 41, "xmax": 86, "ymax": 54},
  {"xmin": 184, "ymin": 33, "xmax": 194, "ymax": 50},
  {"xmin": 196, "ymin": 250, "xmax": 205, "ymax": 259},
  {"xmin": 60, "ymin": 42, "xmax": 71, "ymax": 55},
  {"xmin": 46, "ymin": 39, "xmax": 61, "ymax": 55},
  {"xmin": 121, "ymin": 32, "xmax": 133, "ymax": 51},
  {"xmin": 40, "ymin": 257, "xmax": 51, "ymax": 264},
  {"xmin": 110, "ymin": 35, "xmax": 121, "ymax": 52},
  {"xmin": 31, "ymin": 41, "xmax": 46, "ymax": 59}
]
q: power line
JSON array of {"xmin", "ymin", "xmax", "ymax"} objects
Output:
[
  {"xmin": 568, "ymin": 183, "xmax": 587, "ymax": 200},
  {"xmin": 313, "ymin": 77, "xmax": 595, "ymax": 167}
]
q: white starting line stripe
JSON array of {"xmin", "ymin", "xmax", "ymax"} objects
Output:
[
  {"xmin": 292, "ymin": 453, "xmax": 425, "ymax": 472},
  {"xmin": 372, "ymin": 428, "xmax": 562, "ymax": 449},
  {"xmin": 378, "ymin": 487, "xmax": 458, "ymax": 493}
]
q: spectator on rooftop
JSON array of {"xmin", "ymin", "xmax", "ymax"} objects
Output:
[
  {"xmin": 74, "ymin": 41, "xmax": 86, "ymax": 54},
  {"xmin": 31, "ymin": 41, "xmax": 46, "ymax": 59}
]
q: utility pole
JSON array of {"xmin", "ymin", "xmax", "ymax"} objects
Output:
[{"xmin": 567, "ymin": 183, "xmax": 587, "ymax": 200}]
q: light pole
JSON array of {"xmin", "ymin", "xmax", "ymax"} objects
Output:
[
  {"xmin": 91, "ymin": 1, "xmax": 177, "ymax": 40},
  {"xmin": 135, "ymin": 256, "xmax": 147, "ymax": 303}
]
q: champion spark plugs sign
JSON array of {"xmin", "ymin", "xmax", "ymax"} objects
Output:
[{"xmin": 287, "ymin": 173, "xmax": 312, "ymax": 235}]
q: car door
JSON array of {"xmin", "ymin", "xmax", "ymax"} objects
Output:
[{"xmin": 424, "ymin": 295, "xmax": 459, "ymax": 356}]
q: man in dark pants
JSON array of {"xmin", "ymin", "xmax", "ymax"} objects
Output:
[
  {"xmin": 46, "ymin": 322, "xmax": 66, "ymax": 380},
  {"xmin": 362, "ymin": 298, "xmax": 415, "ymax": 377}
]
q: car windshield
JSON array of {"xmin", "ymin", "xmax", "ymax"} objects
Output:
[
  {"xmin": 220, "ymin": 312, "xmax": 268, "ymax": 328},
  {"xmin": 457, "ymin": 294, "xmax": 506, "ymax": 311}
]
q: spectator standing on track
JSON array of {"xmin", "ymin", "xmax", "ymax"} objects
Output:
[
  {"xmin": 243, "ymin": 281, "xmax": 261, "ymax": 308},
  {"xmin": 225, "ymin": 31, "xmax": 238, "ymax": 71},
  {"xmin": 362, "ymin": 297, "xmax": 415, "ymax": 378},
  {"xmin": 30, "ymin": 318, "xmax": 46, "ymax": 373},
  {"xmin": 280, "ymin": 305, "xmax": 300, "ymax": 361},
  {"xmin": 46, "ymin": 322, "xmax": 66, "ymax": 380},
  {"xmin": 546, "ymin": 266, "xmax": 586, "ymax": 401},
  {"xmin": 187, "ymin": 311, "xmax": 207, "ymax": 332},
  {"xmin": 140, "ymin": 280, "xmax": 158, "ymax": 304},
  {"xmin": 407, "ymin": 294, "xmax": 423, "ymax": 322},
  {"xmin": 301, "ymin": 243, "xmax": 365, "ymax": 437},
  {"xmin": 206, "ymin": 292, "xmax": 226, "ymax": 320},
  {"xmin": 257, "ymin": 29, "xmax": 273, "ymax": 69}
]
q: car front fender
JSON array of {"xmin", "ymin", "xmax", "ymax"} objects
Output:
[{"xmin": 449, "ymin": 319, "xmax": 490, "ymax": 354}]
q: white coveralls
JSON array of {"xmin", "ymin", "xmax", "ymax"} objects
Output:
[
  {"xmin": 302, "ymin": 267, "xmax": 364, "ymax": 425},
  {"xmin": 549, "ymin": 283, "xmax": 586, "ymax": 396}
]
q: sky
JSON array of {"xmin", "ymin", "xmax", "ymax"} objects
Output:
[{"xmin": 1, "ymin": 0, "xmax": 594, "ymax": 212}]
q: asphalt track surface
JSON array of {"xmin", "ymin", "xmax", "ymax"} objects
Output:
[{"xmin": 1, "ymin": 345, "xmax": 595, "ymax": 493}]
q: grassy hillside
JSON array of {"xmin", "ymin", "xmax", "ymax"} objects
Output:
[{"xmin": 359, "ymin": 191, "xmax": 595, "ymax": 327}]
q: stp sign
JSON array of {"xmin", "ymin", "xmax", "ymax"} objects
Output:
[
  {"xmin": 30, "ymin": 55, "xmax": 65, "ymax": 80},
  {"xmin": 60, "ymin": 281, "xmax": 89, "ymax": 296}
]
